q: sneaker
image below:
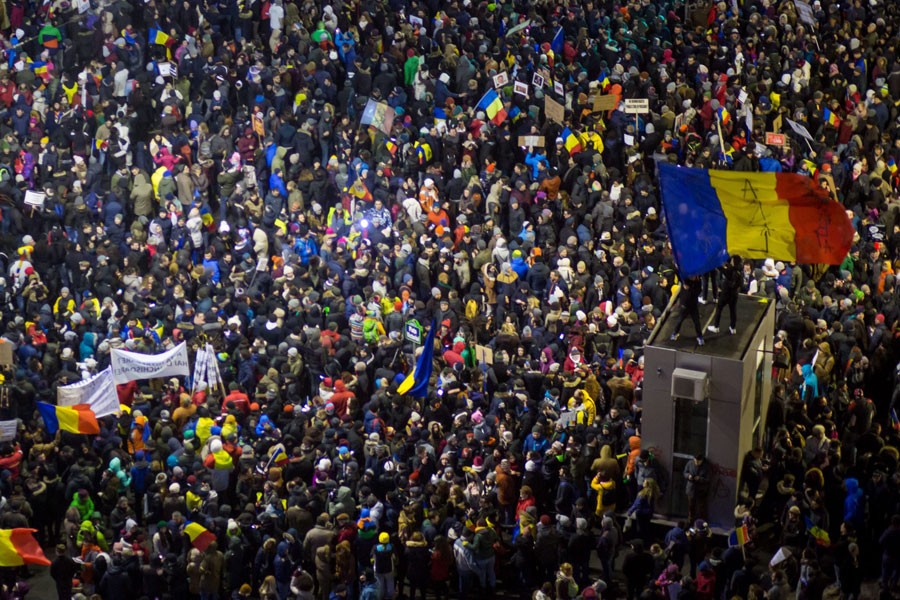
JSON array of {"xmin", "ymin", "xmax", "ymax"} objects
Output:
[
  {"xmin": 729, "ymin": 327, "xmax": 736, "ymax": 335},
  {"xmin": 698, "ymin": 297, "xmax": 707, "ymax": 305},
  {"xmin": 697, "ymin": 337, "xmax": 705, "ymax": 346},
  {"xmin": 670, "ymin": 333, "xmax": 679, "ymax": 341},
  {"xmin": 707, "ymin": 326, "xmax": 720, "ymax": 333}
]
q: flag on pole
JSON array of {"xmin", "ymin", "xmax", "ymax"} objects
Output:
[
  {"xmin": 476, "ymin": 89, "xmax": 507, "ymax": 125},
  {"xmin": 149, "ymin": 28, "xmax": 174, "ymax": 47},
  {"xmin": 561, "ymin": 127, "xmax": 583, "ymax": 154},
  {"xmin": 892, "ymin": 408, "xmax": 900, "ymax": 432},
  {"xmin": 728, "ymin": 524, "xmax": 750, "ymax": 546},
  {"xmin": 37, "ymin": 402, "xmax": 100, "ymax": 435},
  {"xmin": 397, "ymin": 321, "xmax": 436, "ymax": 397},
  {"xmin": 804, "ymin": 516, "xmax": 831, "ymax": 547},
  {"xmin": 717, "ymin": 106, "xmax": 731, "ymax": 125},
  {"xmin": 360, "ymin": 99, "xmax": 396, "ymax": 135},
  {"xmin": 184, "ymin": 522, "xmax": 217, "ymax": 551},
  {"xmin": 550, "ymin": 27, "xmax": 564, "ymax": 54},
  {"xmin": 0, "ymin": 529, "xmax": 50, "ymax": 566}
]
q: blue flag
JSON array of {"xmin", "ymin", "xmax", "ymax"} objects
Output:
[{"xmin": 550, "ymin": 27, "xmax": 564, "ymax": 54}]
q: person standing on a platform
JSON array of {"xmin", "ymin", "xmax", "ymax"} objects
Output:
[
  {"xmin": 708, "ymin": 256, "xmax": 743, "ymax": 335},
  {"xmin": 670, "ymin": 276, "xmax": 705, "ymax": 345}
]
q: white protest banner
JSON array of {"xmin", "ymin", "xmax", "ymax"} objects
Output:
[
  {"xmin": 0, "ymin": 420, "xmax": 17, "ymax": 442},
  {"xmin": 57, "ymin": 367, "xmax": 120, "ymax": 418},
  {"xmin": 785, "ymin": 118, "xmax": 814, "ymax": 142},
  {"xmin": 111, "ymin": 342, "xmax": 190, "ymax": 384}
]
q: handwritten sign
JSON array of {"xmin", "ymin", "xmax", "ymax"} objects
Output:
[
  {"xmin": 0, "ymin": 420, "xmax": 16, "ymax": 442},
  {"xmin": 158, "ymin": 62, "xmax": 176, "ymax": 77},
  {"xmin": 518, "ymin": 136, "xmax": 545, "ymax": 148},
  {"xmin": 545, "ymin": 96, "xmax": 565, "ymax": 124},
  {"xmin": 765, "ymin": 132, "xmax": 786, "ymax": 146},
  {"xmin": 252, "ymin": 113, "xmax": 265, "ymax": 136},
  {"xmin": 624, "ymin": 99, "xmax": 650, "ymax": 114},
  {"xmin": 593, "ymin": 94, "xmax": 619, "ymax": 111}
]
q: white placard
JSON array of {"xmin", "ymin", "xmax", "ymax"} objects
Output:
[
  {"xmin": 624, "ymin": 134, "xmax": 635, "ymax": 146},
  {"xmin": 532, "ymin": 73, "xmax": 545, "ymax": 89},
  {"xmin": 57, "ymin": 367, "xmax": 121, "ymax": 418},
  {"xmin": 492, "ymin": 71, "xmax": 509, "ymax": 88},
  {"xmin": 158, "ymin": 62, "xmax": 176, "ymax": 77},
  {"xmin": 738, "ymin": 89, "xmax": 748, "ymax": 104},
  {"xmin": 554, "ymin": 81, "xmax": 564, "ymax": 96},
  {"xmin": 624, "ymin": 99, "xmax": 650, "ymax": 114},
  {"xmin": 794, "ymin": 0, "xmax": 816, "ymax": 26},
  {"xmin": 111, "ymin": 342, "xmax": 190, "ymax": 384},
  {"xmin": 24, "ymin": 191, "xmax": 45, "ymax": 207},
  {"xmin": 514, "ymin": 81, "xmax": 529, "ymax": 97},
  {"xmin": 0, "ymin": 420, "xmax": 17, "ymax": 442}
]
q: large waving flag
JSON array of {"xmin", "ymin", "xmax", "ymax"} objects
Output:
[
  {"xmin": 37, "ymin": 402, "xmax": 100, "ymax": 435},
  {"xmin": 184, "ymin": 522, "xmax": 217, "ymax": 551},
  {"xmin": 0, "ymin": 529, "xmax": 50, "ymax": 566},
  {"xmin": 476, "ymin": 89, "xmax": 507, "ymax": 126},
  {"xmin": 397, "ymin": 321, "xmax": 436, "ymax": 397},
  {"xmin": 658, "ymin": 163, "xmax": 854, "ymax": 277}
]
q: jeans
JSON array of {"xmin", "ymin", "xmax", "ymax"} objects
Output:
[
  {"xmin": 375, "ymin": 572, "xmax": 394, "ymax": 599},
  {"xmin": 474, "ymin": 556, "xmax": 496, "ymax": 590}
]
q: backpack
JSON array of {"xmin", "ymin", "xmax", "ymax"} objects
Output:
[
  {"xmin": 601, "ymin": 483, "xmax": 616, "ymax": 506},
  {"xmin": 465, "ymin": 298, "xmax": 478, "ymax": 321}
]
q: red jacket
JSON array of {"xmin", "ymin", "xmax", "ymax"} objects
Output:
[{"xmin": 222, "ymin": 390, "xmax": 251, "ymax": 415}]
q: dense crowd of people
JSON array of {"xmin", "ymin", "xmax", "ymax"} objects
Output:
[{"xmin": 0, "ymin": 0, "xmax": 898, "ymax": 598}]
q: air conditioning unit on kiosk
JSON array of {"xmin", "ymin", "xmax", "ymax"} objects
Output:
[{"xmin": 671, "ymin": 368, "xmax": 709, "ymax": 401}]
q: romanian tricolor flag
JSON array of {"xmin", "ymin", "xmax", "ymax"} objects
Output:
[
  {"xmin": 658, "ymin": 163, "xmax": 855, "ymax": 277},
  {"xmin": 434, "ymin": 107, "xmax": 447, "ymax": 128},
  {"xmin": 804, "ymin": 517, "xmax": 831, "ymax": 547},
  {"xmin": 717, "ymin": 106, "xmax": 731, "ymax": 125},
  {"xmin": 37, "ymin": 402, "xmax": 100, "ymax": 435},
  {"xmin": 397, "ymin": 320, "xmax": 435, "ymax": 397},
  {"xmin": 599, "ymin": 75, "xmax": 610, "ymax": 91},
  {"xmin": 385, "ymin": 140, "xmax": 398, "ymax": 156},
  {"xmin": 415, "ymin": 141, "xmax": 432, "ymax": 165},
  {"xmin": 0, "ymin": 529, "xmax": 50, "ymax": 566},
  {"xmin": 728, "ymin": 524, "xmax": 750, "ymax": 546},
  {"xmin": 561, "ymin": 127, "xmax": 583, "ymax": 154},
  {"xmin": 892, "ymin": 408, "xmax": 900, "ymax": 431},
  {"xmin": 184, "ymin": 522, "xmax": 217, "ymax": 551},
  {"xmin": 823, "ymin": 108, "xmax": 840, "ymax": 127},
  {"xmin": 889, "ymin": 158, "xmax": 898, "ymax": 175},
  {"xmin": 476, "ymin": 89, "xmax": 507, "ymax": 126},
  {"xmin": 349, "ymin": 179, "xmax": 373, "ymax": 202},
  {"xmin": 149, "ymin": 28, "xmax": 174, "ymax": 47}
]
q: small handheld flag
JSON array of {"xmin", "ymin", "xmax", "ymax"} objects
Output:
[
  {"xmin": 561, "ymin": 127, "xmax": 583, "ymax": 154},
  {"xmin": 728, "ymin": 524, "xmax": 750, "ymax": 546},
  {"xmin": 804, "ymin": 516, "xmax": 831, "ymax": 547},
  {"xmin": 891, "ymin": 408, "xmax": 899, "ymax": 431},
  {"xmin": 476, "ymin": 89, "xmax": 508, "ymax": 126},
  {"xmin": 823, "ymin": 108, "xmax": 840, "ymax": 127}
]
